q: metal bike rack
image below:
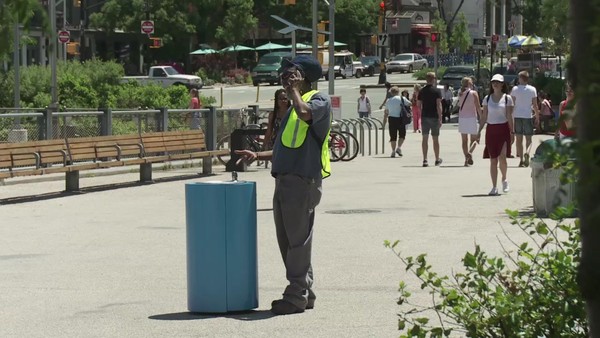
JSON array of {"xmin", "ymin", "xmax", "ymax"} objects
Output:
[
  {"xmin": 353, "ymin": 118, "xmax": 374, "ymax": 155},
  {"xmin": 366, "ymin": 117, "xmax": 385, "ymax": 156},
  {"xmin": 346, "ymin": 119, "xmax": 366, "ymax": 156}
]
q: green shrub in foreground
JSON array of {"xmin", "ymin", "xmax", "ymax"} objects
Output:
[
  {"xmin": 386, "ymin": 209, "xmax": 586, "ymax": 337},
  {"xmin": 386, "ymin": 141, "xmax": 585, "ymax": 337}
]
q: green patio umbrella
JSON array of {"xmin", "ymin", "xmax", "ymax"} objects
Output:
[
  {"xmin": 219, "ymin": 44, "xmax": 254, "ymax": 53},
  {"xmin": 285, "ymin": 43, "xmax": 312, "ymax": 50},
  {"xmin": 322, "ymin": 40, "xmax": 348, "ymax": 47},
  {"xmin": 255, "ymin": 42, "xmax": 287, "ymax": 51},
  {"xmin": 190, "ymin": 48, "xmax": 216, "ymax": 55}
]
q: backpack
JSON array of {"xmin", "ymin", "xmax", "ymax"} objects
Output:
[{"xmin": 400, "ymin": 98, "xmax": 412, "ymax": 125}]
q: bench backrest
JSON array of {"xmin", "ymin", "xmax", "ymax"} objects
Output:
[
  {"xmin": 0, "ymin": 139, "xmax": 68, "ymax": 169},
  {"xmin": 66, "ymin": 134, "xmax": 144, "ymax": 162},
  {"xmin": 141, "ymin": 130, "xmax": 207, "ymax": 155},
  {"xmin": 0, "ymin": 130, "xmax": 208, "ymax": 170}
]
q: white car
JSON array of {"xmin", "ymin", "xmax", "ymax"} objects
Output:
[{"xmin": 386, "ymin": 53, "xmax": 428, "ymax": 74}]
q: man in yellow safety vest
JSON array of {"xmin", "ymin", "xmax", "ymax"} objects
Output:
[{"xmin": 236, "ymin": 55, "xmax": 331, "ymax": 315}]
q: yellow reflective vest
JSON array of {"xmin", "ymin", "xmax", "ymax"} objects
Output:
[{"xmin": 280, "ymin": 90, "xmax": 331, "ymax": 178}]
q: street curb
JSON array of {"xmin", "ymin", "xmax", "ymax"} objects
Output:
[{"xmin": 360, "ymin": 81, "xmax": 426, "ymax": 89}]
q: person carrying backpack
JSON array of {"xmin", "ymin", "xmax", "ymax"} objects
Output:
[{"xmin": 357, "ymin": 88, "xmax": 371, "ymax": 118}]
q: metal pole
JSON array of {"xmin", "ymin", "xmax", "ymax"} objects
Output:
[
  {"xmin": 63, "ymin": 0, "xmax": 67, "ymax": 61},
  {"xmin": 328, "ymin": 0, "xmax": 335, "ymax": 95},
  {"xmin": 13, "ymin": 20, "xmax": 20, "ymax": 114},
  {"xmin": 312, "ymin": 0, "xmax": 318, "ymax": 89},
  {"xmin": 434, "ymin": 44, "xmax": 438, "ymax": 78},
  {"xmin": 500, "ymin": 0, "xmax": 506, "ymax": 35},
  {"xmin": 49, "ymin": 0, "xmax": 58, "ymax": 109}
]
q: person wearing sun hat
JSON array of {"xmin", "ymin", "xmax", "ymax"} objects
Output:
[
  {"xmin": 478, "ymin": 73, "xmax": 515, "ymax": 196},
  {"xmin": 235, "ymin": 54, "xmax": 331, "ymax": 315}
]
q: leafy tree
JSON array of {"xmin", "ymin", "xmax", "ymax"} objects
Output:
[
  {"xmin": 511, "ymin": 0, "xmax": 542, "ymax": 35},
  {"xmin": 539, "ymin": 0, "xmax": 569, "ymax": 55},
  {"xmin": 449, "ymin": 12, "xmax": 470, "ymax": 54},
  {"xmin": 333, "ymin": 0, "xmax": 379, "ymax": 45},
  {"xmin": 571, "ymin": 0, "xmax": 600, "ymax": 334},
  {"xmin": 432, "ymin": 12, "xmax": 448, "ymax": 53},
  {"xmin": 435, "ymin": 0, "xmax": 465, "ymax": 38},
  {"xmin": 0, "ymin": 0, "xmax": 49, "ymax": 59},
  {"xmin": 89, "ymin": 0, "xmax": 197, "ymax": 60},
  {"xmin": 215, "ymin": 0, "xmax": 257, "ymax": 46}
]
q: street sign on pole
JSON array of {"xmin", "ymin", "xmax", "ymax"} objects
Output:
[
  {"xmin": 497, "ymin": 35, "xmax": 508, "ymax": 52},
  {"xmin": 58, "ymin": 30, "xmax": 70, "ymax": 44},
  {"xmin": 378, "ymin": 33, "xmax": 388, "ymax": 47},
  {"xmin": 472, "ymin": 38, "xmax": 487, "ymax": 51},
  {"xmin": 140, "ymin": 20, "xmax": 154, "ymax": 35}
]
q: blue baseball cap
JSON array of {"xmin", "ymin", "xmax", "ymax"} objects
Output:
[{"xmin": 282, "ymin": 55, "xmax": 323, "ymax": 82}]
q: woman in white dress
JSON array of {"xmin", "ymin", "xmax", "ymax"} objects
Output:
[{"xmin": 458, "ymin": 77, "xmax": 482, "ymax": 166}]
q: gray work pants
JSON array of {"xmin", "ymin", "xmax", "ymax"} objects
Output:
[{"xmin": 273, "ymin": 174, "xmax": 322, "ymax": 309}]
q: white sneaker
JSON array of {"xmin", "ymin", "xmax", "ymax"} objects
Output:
[
  {"xmin": 502, "ymin": 181, "xmax": 510, "ymax": 193},
  {"xmin": 395, "ymin": 148, "xmax": 403, "ymax": 157},
  {"xmin": 390, "ymin": 152, "xmax": 396, "ymax": 158},
  {"xmin": 488, "ymin": 187, "xmax": 499, "ymax": 196}
]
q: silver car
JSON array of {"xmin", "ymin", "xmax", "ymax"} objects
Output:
[{"xmin": 386, "ymin": 53, "xmax": 428, "ymax": 74}]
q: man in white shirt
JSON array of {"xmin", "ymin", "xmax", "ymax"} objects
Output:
[
  {"xmin": 441, "ymin": 84, "xmax": 454, "ymax": 123},
  {"xmin": 510, "ymin": 71, "xmax": 539, "ymax": 167}
]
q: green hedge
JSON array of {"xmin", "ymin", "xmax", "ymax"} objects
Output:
[{"xmin": 0, "ymin": 60, "xmax": 215, "ymax": 110}]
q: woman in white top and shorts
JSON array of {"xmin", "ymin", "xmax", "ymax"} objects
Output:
[
  {"xmin": 458, "ymin": 77, "xmax": 482, "ymax": 166},
  {"xmin": 477, "ymin": 74, "xmax": 515, "ymax": 196}
]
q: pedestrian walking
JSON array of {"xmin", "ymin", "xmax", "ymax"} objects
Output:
[
  {"xmin": 537, "ymin": 91, "xmax": 554, "ymax": 134},
  {"xmin": 235, "ymin": 55, "xmax": 331, "ymax": 316},
  {"xmin": 187, "ymin": 88, "xmax": 202, "ymax": 130},
  {"xmin": 357, "ymin": 88, "xmax": 372, "ymax": 118},
  {"xmin": 264, "ymin": 89, "xmax": 290, "ymax": 149},
  {"xmin": 457, "ymin": 77, "xmax": 482, "ymax": 166},
  {"xmin": 417, "ymin": 72, "xmax": 442, "ymax": 167},
  {"xmin": 411, "ymin": 84, "xmax": 422, "ymax": 133},
  {"xmin": 510, "ymin": 71, "xmax": 539, "ymax": 167},
  {"xmin": 379, "ymin": 82, "xmax": 393, "ymax": 110},
  {"xmin": 478, "ymin": 74, "xmax": 515, "ymax": 196},
  {"xmin": 555, "ymin": 84, "xmax": 576, "ymax": 140},
  {"xmin": 441, "ymin": 84, "xmax": 453, "ymax": 123},
  {"xmin": 384, "ymin": 86, "xmax": 411, "ymax": 157}
]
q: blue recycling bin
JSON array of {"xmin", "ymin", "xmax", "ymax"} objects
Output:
[{"xmin": 185, "ymin": 181, "xmax": 258, "ymax": 313}]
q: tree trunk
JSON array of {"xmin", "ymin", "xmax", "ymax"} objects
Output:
[{"xmin": 571, "ymin": 0, "xmax": 600, "ymax": 336}]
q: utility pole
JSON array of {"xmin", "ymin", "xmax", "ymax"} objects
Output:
[
  {"xmin": 328, "ymin": 0, "xmax": 335, "ymax": 95},
  {"xmin": 13, "ymin": 20, "xmax": 20, "ymax": 113},
  {"xmin": 312, "ymin": 0, "xmax": 318, "ymax": 89},
  {"xmin": 49, "ymin": 0, "xmax": 58, "ymax": 110}
]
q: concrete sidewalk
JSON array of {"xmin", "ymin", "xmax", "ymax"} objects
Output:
[{"xmin": 0, "ymin": 125, "xmax": 553, "ymax": 338}]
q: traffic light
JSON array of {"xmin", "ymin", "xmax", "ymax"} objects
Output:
[
  {"xmin": 317, "ymin": 21, "xmax": 326, "ymax": 46},
  {"xmin": 378, "ymin": 1, "xmax": 385, "ymax": 32},
  {"xmin": 74, "ymin": 0, "xmax": 81, "ymax": 7},
  {"xmin": 149, "ymin": 37, "xmax": 162, "ymax": 48},
  {"xmin": 67, "ymin": 42, "xmax": 80, "ymax": 55},
  {"xmin": 430, "ymin": 32, "xmax": 440, "ymax": 43}
]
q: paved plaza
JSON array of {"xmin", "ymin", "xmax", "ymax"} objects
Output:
[{"xmin": 1, "ymin": 126, "xmax": 553, "ymax": 338}]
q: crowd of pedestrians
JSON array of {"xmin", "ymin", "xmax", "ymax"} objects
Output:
[{"xmin": 370, "ymin": 70, "xmax": 575, "ymax": 196}]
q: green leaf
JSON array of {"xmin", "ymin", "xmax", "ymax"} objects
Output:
[{"xmin": 463, "ymin": 252, "xmax": 477, "ymax": 268}]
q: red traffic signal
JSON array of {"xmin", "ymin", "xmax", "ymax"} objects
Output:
[
  {"xmin": 379, "ymin": 1, "xmax": 385, "ymax": 11},
  {"xmin": 430, "ymin": 32, "xmax": 440, "ymax": 43}
]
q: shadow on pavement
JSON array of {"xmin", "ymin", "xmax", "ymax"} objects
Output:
[
  {"xmin": 0, "ymin": 173, "xmax": 210, "ymax": 206},
  {"xmin": 149, "ymin": 310, "xmax": 276, "ymax": 321},
  {"xmin": 461, "ymin": 194, "xmax": 503, "ymax": 198}
]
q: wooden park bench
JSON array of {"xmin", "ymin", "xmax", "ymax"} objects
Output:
[{"xmin": 0, "ymin": 130, "xmax": 228, "ymax": 192}]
